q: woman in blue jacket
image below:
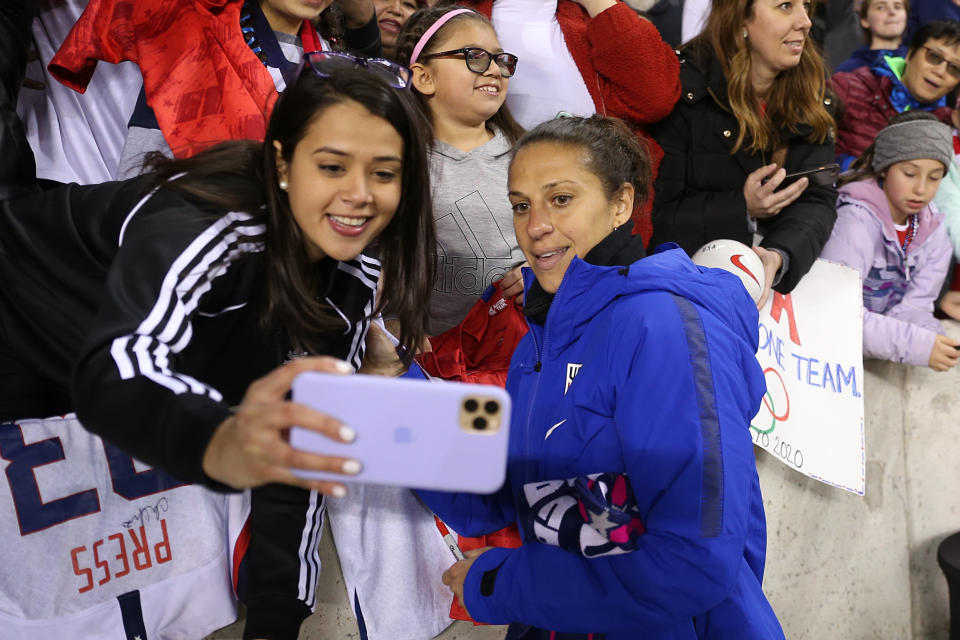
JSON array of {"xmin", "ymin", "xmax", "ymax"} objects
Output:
[{"xmin": 419, "ymin": 115, "xmax": 784, "ymax": 639}]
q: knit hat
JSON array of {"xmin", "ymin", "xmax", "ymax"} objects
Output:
[{"xmin": 871, "ymin": 119, "xmax": 954, "ymax": 172}]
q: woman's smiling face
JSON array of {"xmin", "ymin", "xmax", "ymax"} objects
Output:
[
  {"xmin": 275, "ymin": 100, "xmax": 404, "ymax": 262},
  {"xmin": 508, "ymin": 142, "xmax": 633, "ymax": 294}
]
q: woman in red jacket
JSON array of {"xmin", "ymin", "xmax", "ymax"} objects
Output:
[{"xmin": 454, "ymin": 0, "xmax": 680, "ymax": 243}]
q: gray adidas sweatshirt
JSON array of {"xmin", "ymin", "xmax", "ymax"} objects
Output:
[{"xmin": 428, "ymin": 127, "xmax": 524, "ymax": 334}]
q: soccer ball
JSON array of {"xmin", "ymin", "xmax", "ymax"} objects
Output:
[{"xmin": 691, "ymin": 239, "xmax": 765, "ymax": 303}]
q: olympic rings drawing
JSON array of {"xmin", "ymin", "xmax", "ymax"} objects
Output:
[{"xmin": 751, "ymin": 367, "xmax": 790, "ymax": 435}]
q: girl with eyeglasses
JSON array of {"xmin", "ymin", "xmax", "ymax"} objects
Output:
[
  {"xmin": 394, "ymin": 7, "xmax": 528, "ymax": 334},
  {"xmin": 0, "ymin": 55, "xmax": 444, "ymax": 639}
]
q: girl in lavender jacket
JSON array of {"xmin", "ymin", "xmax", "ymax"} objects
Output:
[{"xmin": 820, "ymin": 111, "xmax": 960, "ymax": 371}]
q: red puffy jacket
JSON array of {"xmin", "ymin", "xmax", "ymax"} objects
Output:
[{"xmin": 50, "ymin": 0, "xmax": 278, "ymax": 159}]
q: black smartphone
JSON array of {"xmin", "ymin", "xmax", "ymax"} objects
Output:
[{"xmin": 761, "ymin": 163, "xmax": 840, "ymax": 189}]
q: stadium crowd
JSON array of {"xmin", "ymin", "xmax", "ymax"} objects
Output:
[{"xmin": 2, "ymin": 0, "xmax": 960, "ymax": 638}]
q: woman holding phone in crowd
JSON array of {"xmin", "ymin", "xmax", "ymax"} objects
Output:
[
  {"xmin": 0, "ymin": 46, "xmax": 436, "ymax": 637},
  {"xmin": 649, "ymin": 0, "xmax": 837, "ymax": 306},
  {"xmin": 418, "ymin": 114, "xmax": 784, "ymax": 640}
]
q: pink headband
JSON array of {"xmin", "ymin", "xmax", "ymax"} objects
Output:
[{"xmin": 410, "ymin": 8, "xmax": 475, "ymax": 65}]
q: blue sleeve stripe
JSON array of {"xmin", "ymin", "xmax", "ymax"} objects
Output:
[{"xmin": 671, "ymin": 295, "xmax": 724, "ymax": 538}]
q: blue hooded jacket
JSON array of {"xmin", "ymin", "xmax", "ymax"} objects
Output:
[{"xmin": 420, "ymin": 247, "xmax": 783, "ymax": 639}]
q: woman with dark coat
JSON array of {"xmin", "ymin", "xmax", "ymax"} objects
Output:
[
  {"xmin": 649, "ymin": 0, "xmax": 837, "ymax": 304},
  {"xmin": 0, "ymin": 47, "xmax": 438, "ymax": 638}
]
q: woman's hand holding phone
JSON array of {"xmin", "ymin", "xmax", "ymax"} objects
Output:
[
  {"xmin": 744, "ymin": 164, "xmax": 808, "ymax": 219},
  {"xmin": 201, "ymin": 356, "xmax": 362, "ymax": 495}
]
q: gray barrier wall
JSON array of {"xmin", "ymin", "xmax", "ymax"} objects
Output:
[{"xmin": 209, "ymin": 321, "xmax": 960, "ymax": 640}]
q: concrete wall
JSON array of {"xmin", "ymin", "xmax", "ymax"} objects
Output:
[
  {"xmin": 759, "ymin": 358, "xmax": 915, "ymax": 640},
  {"xmin": 208, "ymin": 321, "xmax": 960, "ymax": 640}
]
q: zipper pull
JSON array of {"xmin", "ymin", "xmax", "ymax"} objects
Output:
[{"xmin": 534, "ymin": 361, "xmax": 542, "ymax": 372}]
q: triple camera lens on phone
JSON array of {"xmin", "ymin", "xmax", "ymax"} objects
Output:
[{"xmin": 460, "ymin": 396, "xmax": 502, "ymax": 434}]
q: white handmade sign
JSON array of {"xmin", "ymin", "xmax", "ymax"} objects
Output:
[{"xmin": 753, "ymin": 259, "xmax": 865, "ymax": 494}]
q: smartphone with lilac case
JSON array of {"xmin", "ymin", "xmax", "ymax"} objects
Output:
[{"xmin": 290, "ymin": 372, "xmax": 511, "ymax": 494}]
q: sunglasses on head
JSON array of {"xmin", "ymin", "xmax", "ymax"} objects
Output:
[
  {"xmin": 300, "ymin": 51, "xmax": 413, "ymax": 89},
  {"xmin": 419, "ymin": 47, "xmax": 519, "ymax": 78},
  {"xmin": 921, "ymin": 46, "xmax": 960, "ymax": 79}
]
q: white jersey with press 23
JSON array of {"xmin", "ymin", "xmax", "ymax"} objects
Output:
[{"xmin": 0, "ymin": 415, "xmax": 240, "ymax": 640}]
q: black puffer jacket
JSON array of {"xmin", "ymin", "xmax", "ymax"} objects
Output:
[{"xmin": 649, "ymin": 43, "xmax": 837, "ymax": 293}]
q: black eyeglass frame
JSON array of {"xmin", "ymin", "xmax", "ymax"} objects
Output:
[
  {"xmin": 920, "ymin": 45, "xmax": 960, "ymax": 79},
  {"xmin": 299, "ymin": 50, "xmax": 414, "ymax": 89},
  {"xmin": 419, "ymin": 47, "xmax": 519, "ymax": 78}
]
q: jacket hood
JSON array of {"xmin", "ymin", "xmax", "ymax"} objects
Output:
[
  {"xmin": 429, "ymin": 127, "xmax": 512, "ymax": 162},
  {"xmin": 839, "ymin": 179, "xmax": 943, "ymax": 251},
  {"xmin": 523, "ymin": 246, "xmax": 760, "ymax": 356}
]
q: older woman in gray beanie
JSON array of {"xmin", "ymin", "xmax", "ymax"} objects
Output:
[{"xmin": 820, "ymin": 110, "xmax": 960, "ymax": 371}]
